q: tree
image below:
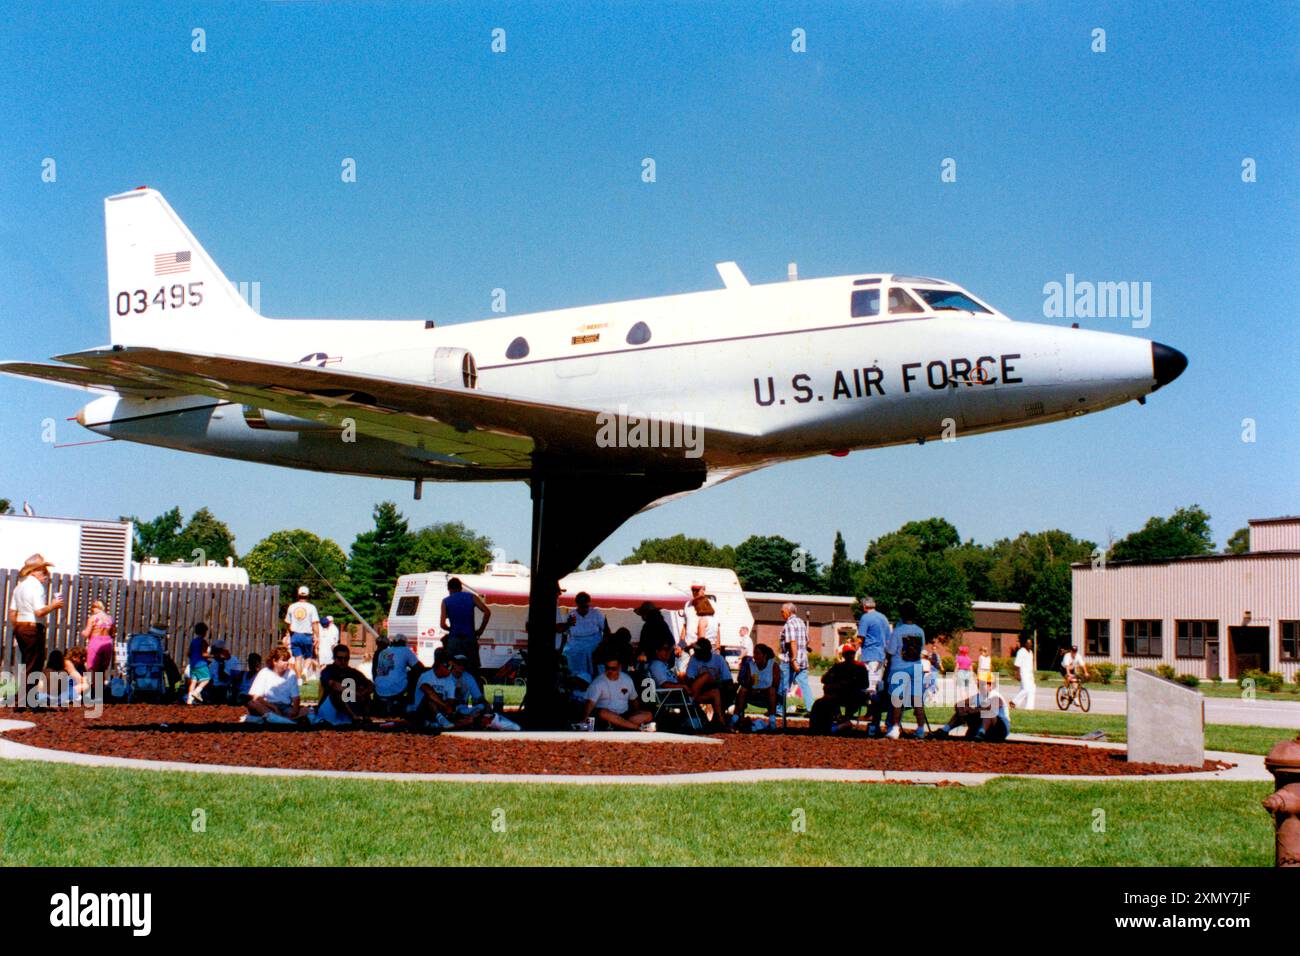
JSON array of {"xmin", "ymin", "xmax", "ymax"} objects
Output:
[
  {"xmin": 863, "ymin": 550, "xmax": 972, "ymax": 638},
  {"xmin": 1022, "ymin": 562, "xmax": 1073, "ymax": 664},
  {"xmin": 585, "ymin": 555, "xmax": 606, "ymax": 570},
  {"xmin": 126, "ymin": 506, "xmax": 184, "ymax": 562},
  {"xmin": 734, "ymin": 534, "xmax": 821, "ymax": 593},
  {"xmin": 864, "ymin": 517, "xmax": 960, "ymax": 564},
  {"xmin": 620, "ymin": 534, "xmax": 735, "ymax": 568},
  {"xmin": 125, "ymin": 506, "xmax": 237, "ymax": 565},
  {"xmin": 0, "ymin": 498, "xmax": 13, "ymax": 515},
  {"xmin": 243, "ymin": 529, "xmax": 350, "ymax": 620},
  {"xmin": 398, "ymin": 522, "xmax": 493, "ymax": 576},
  {"xmin": 823, "ymin": 530, "xmax": 861, "ymax": 596},
  {"xmin": 1109, "ymin": 505, "xmax": 1215, "ymax": 563},
  {"xmin": 174, "ymin": 507, "xmax": 237, "ymax": 565},
  {"xmin": 1225, "ymin": 526, "xmax": 1250, "ymax": 555},
  {"xmin": 346, "ymin": 502, "xmax": 413, "ymax": 622},
  {"xmin": 986, "ymin": 530, "xmax": 1095, "ymax": 603},
  {"xmin": 950, "ymin": 540, "xmax": 997, "ymax": 601}
]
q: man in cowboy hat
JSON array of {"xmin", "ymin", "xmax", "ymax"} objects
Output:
[{"xmin": 7, "ymin": 553, "xmax": 63, "ymax": 678}]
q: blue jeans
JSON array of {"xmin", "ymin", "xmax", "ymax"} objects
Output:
[{"xmin": 778, "ymin": 661, "xmax": 814, "ymax": 714}]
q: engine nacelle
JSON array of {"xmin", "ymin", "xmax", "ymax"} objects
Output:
[{"xmin": 344, "ymin": 346, "xmax": 478, "ymax": 389}]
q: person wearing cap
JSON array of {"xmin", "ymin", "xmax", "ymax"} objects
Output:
[
  {"xmin": 678, "ymin": 583, "xmax": 705, "ymax": 669},
  {"xmin": 318, "ymin": 614, "xmax": 341, "ymax": 669},
  {"xmin": 633, "ymin": 601, "xmax": 673, "ymax": 660},
  {"xmin": 440, "ymin": 576, "xmax": 491, "ymax": 685},
  {"xmin": 7, "ymin": 553, "xmax": 63, "ymax": 681},
  {"xmin": 583, "ymin": 652, "xmax": 654, "ymax": 731},
  {"xmin": 409, "ymin": 648, "xmax": 460, "ymax": 729},
  {"xmin": 371, "ymin": 634, "xmax": 420, "ymax": 715},
  {"xmin": 283, "ymin": 585, "xmax": 321, "ymax": 680},
  {"xmin": 685, "ymin": 637, "xmax": 733, "ymax": 729},
  {"xmin": 562, "ymin": 591, "xmax": 607, "ymax": 683}
]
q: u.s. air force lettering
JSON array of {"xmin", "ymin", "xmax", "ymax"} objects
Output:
[{"xmin": 752, "ymin": 353, "xmax": 1023, "ymax": 406}]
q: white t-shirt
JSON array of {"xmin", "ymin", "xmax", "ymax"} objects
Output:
[
  {"xmin": 584, "ymin": 671, "xmax": 636, "ymax": 715},
  {"xmin": 9, "ymin": 575, "xmax": 46, "ymax": 623},
  {"xmin": 411, "ymin": 670, "xmax": 457, "ymax": 711},
  {"xmin": 284, "ymin": 600, "xmax": 320, "ymax": 635},
  {"xmin": 1014, "ymin": 647, "xmax": 1035, "ymax": 682},
  {"xmin": 1061, "ymin": 651, "xmax": 1077, "ymax": 671},
  {"xmin": 249, "ymin": 667, "xmax": 299, "ymax": 706},
  {"xmin": 318, "ymin": 623, "xmax": 340, "ymax": 660},
  {"xmin": 680, "ymin": 601, "xmax": 698, "ymax": 645},
  {"xmin": 373, "ymin": 645, "xmax": 419, "ymax": 697}
]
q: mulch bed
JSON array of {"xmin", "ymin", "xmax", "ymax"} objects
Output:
[{"xmin": 6, "ymin": 705, "xmax": 1231, "ymax": 777}]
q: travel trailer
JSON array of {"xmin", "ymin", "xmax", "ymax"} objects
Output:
[{"xmin": 387, "ymin": 562, "xmax": 754, "ymax": 673}]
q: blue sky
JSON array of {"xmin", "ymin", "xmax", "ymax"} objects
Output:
[{"xmin": 1, "ymin": 1, "xmax": 1296, "ymax": 567}]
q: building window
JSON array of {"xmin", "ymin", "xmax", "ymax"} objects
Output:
[
  {"xmin": 625, "ymin": 321, "xmax": 651, "ymax": 345},
  {"xmin": 505, "ymin": 336, "xmax": 529, "ymax": 360},
  {"xmin": 1282, "ymin": 621, "xmax": 1300, "ymax": 661},
  {"xmin": 1175, "ymin": 619, "xmax": 1215, "ymax": 659},
  {"xmin": 1122, "ymin": 619, "xmax": 1163, "ymax": 657},
  {"xmin": 1085, "ymin": 619, "xmax": 1110, "ymax": 656}
]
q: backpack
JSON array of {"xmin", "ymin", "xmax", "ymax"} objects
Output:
[{"xmin": 901, "ymin": 631, "xmax": 923, "ymax": 662}]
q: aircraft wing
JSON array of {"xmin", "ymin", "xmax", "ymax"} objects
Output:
[
  {"xmin": 0, "ymin": 360, "xmax": 183, "ymax": 398},
  {"xmin": 54, "ymin": 347, "xmax": 753, "ymax": 472}
]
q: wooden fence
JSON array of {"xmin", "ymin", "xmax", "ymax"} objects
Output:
[{"xmin": 1, "ymin": 569, "xmax": 280, "ymax": 669}]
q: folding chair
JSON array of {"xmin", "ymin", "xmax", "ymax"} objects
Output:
[{"xmin": 653, "ymin": 686, "xmax": 704, "ymax": 731}]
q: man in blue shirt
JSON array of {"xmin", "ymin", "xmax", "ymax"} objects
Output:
[
  {"xmin": 857, "ymin": 595, "xmax": 891, "ymax": 737},
  {"xmin": 885, "ymin": 600, "xmax": 928, "ymax": 740}
]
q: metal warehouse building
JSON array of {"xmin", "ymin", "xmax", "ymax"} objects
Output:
[{"xmin": 1071, "ymin": 516, "xmax": 1300, "ymax": 681}]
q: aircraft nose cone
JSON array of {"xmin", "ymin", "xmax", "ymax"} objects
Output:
[{"xmin": 1151, "ymin": 342, "xmax": 1188, "ymax": 391}]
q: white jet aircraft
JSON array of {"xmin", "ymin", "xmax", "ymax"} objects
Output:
[{"xmin": 1, "ymin": 188, "xmax": 1186, "ymax": 717}]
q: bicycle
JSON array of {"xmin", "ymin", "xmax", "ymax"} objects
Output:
[{"xmin": 1056, "ymin": 679, "xmax": 1091, "ymax": 712}]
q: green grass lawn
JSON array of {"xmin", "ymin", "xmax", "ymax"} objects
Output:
[{"xmin": 0, "ymin": 760, "xmax": 1272, "ymax": 866}]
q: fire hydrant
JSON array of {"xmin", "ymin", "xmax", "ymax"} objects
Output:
[{"xmin": 1262, "ymin": 734, "xmax": 1300, "ymax": 867}]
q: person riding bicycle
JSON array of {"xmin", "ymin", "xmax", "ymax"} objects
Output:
[{"xmin": 1061, "ymin": 645, "xmax": 1088, "ymax": 688}]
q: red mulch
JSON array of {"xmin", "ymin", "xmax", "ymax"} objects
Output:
[{"xmin": 6, "ymin": 705, "xmax": 1231, "ymax": 777}]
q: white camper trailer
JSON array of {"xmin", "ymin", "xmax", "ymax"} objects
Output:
[{"xmin": 386, "ymin": 562, "xmax": 754, "ymax": 674}]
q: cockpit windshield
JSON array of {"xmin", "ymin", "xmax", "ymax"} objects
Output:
[{"xmin": 912, "ymin": 288, "xmax": 991, "ymax": 313}]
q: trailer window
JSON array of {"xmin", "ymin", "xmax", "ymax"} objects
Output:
[{"xmin": 395, "ymin": 596, "xmax": 419, "ymax": 616}]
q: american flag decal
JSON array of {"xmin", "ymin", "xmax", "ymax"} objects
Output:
[{"xmin": 154, "ymin": 250, "xmax": 192, "ymax": 275}]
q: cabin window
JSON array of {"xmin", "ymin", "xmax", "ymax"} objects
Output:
[
  {"xmin": 626, "ymin": 321, "xmax": 652, "ymax": 345},
  {"xmin": 1122, "ymin": 619, "xmax": 1162, "ymax": 657},
  {"xmin": 914, "ymin": 288, "xmax": 991, "ymax": 314},
  {"xmin": 887, "ymin": 287, "xmax": 925, "ymax": 314},
  {"xmin": 850, "ymin": 289, "xmax": 880, "ymax": 318},
  {"xmin": 1084, "ymin": 619, "xmax": 1110, "ymax": 656},
  {"xmin": 505, "ymin": 336, "xmax": 530, "ymax": 360},
  {"xmin": 395, "ymin": 596, "xmax": 419, "ymax": 616},
  {"xmin": 1175, "ymin": 620, "xmax": 1215, "ymax": 659}
]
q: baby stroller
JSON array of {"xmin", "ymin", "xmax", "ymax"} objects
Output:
[{"xmin": 126, "ymin": 631, "xmax": 168, "ymax": 702}]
